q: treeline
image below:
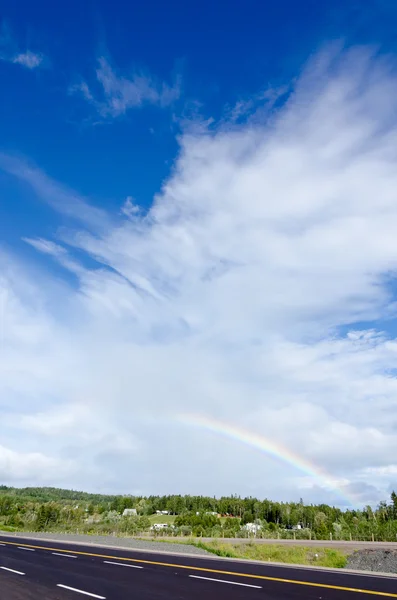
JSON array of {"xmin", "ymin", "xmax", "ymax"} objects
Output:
[
  {"xmin": 1, "ymin": 486, "xmax": 397, "ymax": 541},
  {"xmin": 0, "ymin": 486, "xmax": 117, "ymax": 504}
]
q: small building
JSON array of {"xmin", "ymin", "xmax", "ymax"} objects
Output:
[
  {"xmin": 243, "ymin": 522, "xmax": 262, "ymax": 534},
  {"xmin": 150, "ymin": 523, "xmax": 169, "ymax": 530},
  {"xmin": 155, "ymin": 510, "xmax": 170, "ymax": 515},
  {"xmin": 122, "ymin": 508, "xmax": 137, "ymax": 517}
]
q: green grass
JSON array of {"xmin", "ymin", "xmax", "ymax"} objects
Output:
[
  {"xmin": 148, "ymin": 514, "xmax": 176, "ymax": 525},
  {"xmin": 219, "ymin": 517, "xmax": 239, "ymax": 524},
  {"xmin": 191, "ymin": 541, "xmax": 348, "ymax": 568},
  {"xmin": 0, "ymin": 525, "xmax": 19, "ymax": 532}
]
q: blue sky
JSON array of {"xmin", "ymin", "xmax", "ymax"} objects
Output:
[
  {"xmin": 2, "ymin": 1, "xmax": 397, "ymax": 506},
  {"xmin": 2, "ymin": 0, "xmax": 396, "ymax": 255}
]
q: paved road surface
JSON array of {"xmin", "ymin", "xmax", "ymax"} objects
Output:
[{"xmin": 1, "ymin": 534, "xmax": 397, "ymax": 600}]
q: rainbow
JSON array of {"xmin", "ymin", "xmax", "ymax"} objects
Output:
[{"xmin": 178, "ymin": 413, "xmax": 359, "ymax": 508}]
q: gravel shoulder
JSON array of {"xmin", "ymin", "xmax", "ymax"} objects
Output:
[{"xmin": 347, "ymin": 549, "xmax": 397, "ymax": 574}]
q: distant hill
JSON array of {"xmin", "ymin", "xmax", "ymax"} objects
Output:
[{"xmin": 0, "ymin": 485, "xmax": 120, "ymax": 504}]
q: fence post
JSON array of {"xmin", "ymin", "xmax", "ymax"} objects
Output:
[
  {"xmin": 330, "ymin": 532, "xmax": 332, "ymax": 541},
  {"xmin": 372, "ymin": 533, "xmax": 374, "ymax": 542}
]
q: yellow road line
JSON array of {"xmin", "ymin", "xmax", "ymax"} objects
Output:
[{"xmin": 1, "ymin": 539, "xmax": 397, "ymax": 597}]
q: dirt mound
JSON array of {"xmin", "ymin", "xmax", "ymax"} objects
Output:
[{"xmin": 346, "ymin": 549, "xmax": 397, "ymax": 574}]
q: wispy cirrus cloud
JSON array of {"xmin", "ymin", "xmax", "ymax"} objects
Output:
[
  {"xmin": 0, "ymin": 154, "xmax": 110, "ymax": 231},
  {"xmin": 22, "ymin": 238, "xmax": 86, "ymax": 277},
  {"xmin": 3, "ymin": 46, "xmax": 397, "ymax": 503},
  {"xmin": 0, "ymin": 20, "xmax": 45, "ymax": 70},
  {"xmin": 71, "ymin": 56, "xmax": 181, "ymax": 119},
  {"xmin": 12, "ymin": 50, "xmax": 44, "ymax": 69}
]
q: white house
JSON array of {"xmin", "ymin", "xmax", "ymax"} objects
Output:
[
  {"xmin": 243, "ymin": 522, "xmax": 262, "ymax": 534},
  {"xmin": 196, "ymin": 511, "xmax": 219, "ymax": 516}
]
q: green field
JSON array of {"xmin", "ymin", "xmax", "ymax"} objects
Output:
[{"xmin": 148, "ymin": 514, "xmax": 176, "ymax": 525}]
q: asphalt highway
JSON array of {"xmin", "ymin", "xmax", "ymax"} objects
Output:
[{"xmin": 1, "ymin": 534, "xmax": 397, "ymax": 600}]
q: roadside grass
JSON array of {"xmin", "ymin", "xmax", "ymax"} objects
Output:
[
  {"xmin": 0, "ymin": 525, "xmax": 19, "ymax": 532},
  {"xmin": 191, "ymin": 541, "xmax": 348, "ymax": 568},
  {"xmin": 134, "ymin": 536, "xmax": 348, "ymax": 568}
]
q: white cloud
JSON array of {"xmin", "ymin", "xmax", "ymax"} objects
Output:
[
  {"xmin": 3, "ymin": 46, "xmax": 397, "ymax": 505},
  {"xmin": 223, "ymin": 84, "xmax": 291, "ymax": 125},
  {"xmin": 120, "ymin": 196, "xmax": 140, "ymax": 218},
  {"xmin": 0, "ymin": 21, "xmax": 45, "ymax": 70},
  {"xmin": 71, "ymin": 56, "xmax": 181, "ymax": 118},
  {"xmin": 12, "ymin": 50, "xmax": 43, "ymax": 69},
  {"xmin": 0, "ymin": 445, "xmax": 71, "ymax": 483},
  {"xmin": 0, "ymin": 155, "xmax": 109, "ymax": 231}
]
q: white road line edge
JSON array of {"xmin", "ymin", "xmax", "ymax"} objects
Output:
[
  {"xmin": 103, "ymin": 560, "xmax": 143, "ymax": 569},
  {"xmin": 57, "ymin": 584, "xmax": 106, "ymax": 599},
  {"xmin": 52, "ymin": 552, "xmax": 77, "ymax": 559},
  {"xmin": 0, "ymin": 566, "xmax": 25, "ymax": 575},
  {"xmin": 189, "ymin": 575, "xmax": 262, "ymax": 589},
  {"xmin": 17, "ymin": 546, "xmax": 35, "ymax": 551}
]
